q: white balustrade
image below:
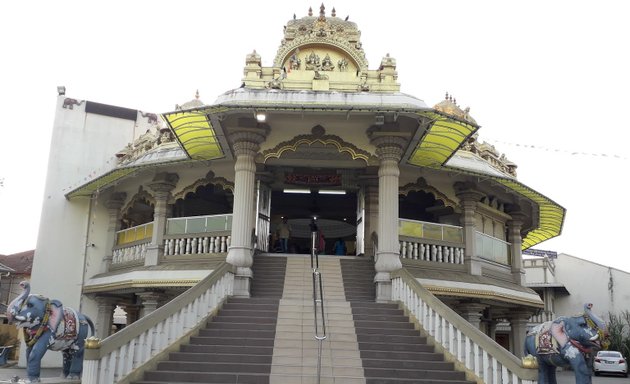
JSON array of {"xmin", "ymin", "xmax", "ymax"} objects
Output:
[
  {"xmin": 164, "ymin": 235, "xmax": 230, "ymax": 256},
  {"xmin": 399, "ymin": 239, "xmax": 464, "ymax": 264},
  {"xmin": 392, "ymin": 269, "xmax": 537, "ymax": 384},
  {"xmin": 83, "ymin": 263, "xmax": 234, "ymax": 384},
  {"xmin": 112, "ymin": 242, "xmax": 148, "ymax": 264}
]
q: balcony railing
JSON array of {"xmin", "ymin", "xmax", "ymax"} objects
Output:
[
  {"xmin": 164, "ymin": 214, "xmax": 232, "ymax": 257},
  {"xmin": 113, "ymin": 223, "xmax": 154, "ymax": 264},
  {"xmin": 116, "ymin": 222, "xmax": 153, "ymax": 246},
  {"xmin": 166, "ymin": 214, "xmax": 232, "ymax": 235},
  {"xmin": 399, "ymin": 219, "xmax": 465, "ymax": 264},
  {"xmin": 475, "ymin": 231, "xmax": 511, "ymax": 265}
]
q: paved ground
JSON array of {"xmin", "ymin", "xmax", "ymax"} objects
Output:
[
  {"xmin": 548, "ymin": 369, "xmax": 628, "ymax": 383},
  {"xmin": 1, "ymin": 361, "xmax": 628, "ymax": 383},
  {"xmin": 0, "ymin": 362, "xmax": 68, "ymax": 383}
]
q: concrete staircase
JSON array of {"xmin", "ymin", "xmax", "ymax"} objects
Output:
[{"xmin": 132, "ymin": 255, "xmax": 473, "ymax": 384}]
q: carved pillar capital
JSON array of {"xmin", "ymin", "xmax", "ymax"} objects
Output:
[
  {"xmin": 370, "ymin": 135, "xmax": 406, "ymax": 162},
  {"xmin": 229, "ymin": 129, "xmax": 268, "ymax": 156},
  {"xmin": 148, "ymin": 172, "xmax": 179, "ymax": 197}
]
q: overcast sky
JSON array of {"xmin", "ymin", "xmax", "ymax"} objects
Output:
[{"xmin": 1, "ymin": 0, "xmax": 629, "ymax": 271}]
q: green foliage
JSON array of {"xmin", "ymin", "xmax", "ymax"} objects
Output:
[{"xmin": 607, "ymin": 310, "xmax": 630, "ymax": 358}]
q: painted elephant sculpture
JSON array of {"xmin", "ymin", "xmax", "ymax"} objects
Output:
[
  {"xmin": 6, "ymin": 281, "xmax": 95, "ymax": 383},
  {"xmin": 524, "ymin": 303, "xmax": 609, "ymax": 384}
]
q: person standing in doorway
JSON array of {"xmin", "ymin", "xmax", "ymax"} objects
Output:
[
  {"xmin": 278, "ymin": 217, "xmax": 291, "ymax": 253},
  {"xmin": 333, "ymin": 238, "xmax": 346, "ymax": 255}
]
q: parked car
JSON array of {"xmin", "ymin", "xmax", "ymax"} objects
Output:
[{"xmin": 593, "ymin": 350, "xmax": 628, "ymax": 377}]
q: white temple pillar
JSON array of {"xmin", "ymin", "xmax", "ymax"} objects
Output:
[
  {"xmin": 508, "ymin": 212, "xmax": 526, "ymax": 285},
  {"xmin": 363, "ymin": 179, "xmax": 379, "ymax": 259},
  {"xmin": 458, "ymin": 303, "xmax": 487, "ymax": 330},
  {"xmin": 104, "ymin": 192, "xmax": 126, "ymax": 272},
  {"xmin": 146, "ymin": 172, "xmax": 179, "ymax": 266},
  {"xmin": 455, "ymin": 183, "xmax": 485, "ymax": 276},
  {"xmin": 226, "ymin": 129, "xmax": 267, "ymax": 297},
  {"xmin": 136, "ymin": 291, "xmax": 165, "ymax": 318},
  {"xmin": 95, "ymin": 297, "xmax": 116, "ymax": 339},
  {"xmin": 509, "ymin": 310, "xmax": 531, "ymax": 358},
  {"xmin": 370, "ymin": 135, "xmax": 406, "ymax": 302}
]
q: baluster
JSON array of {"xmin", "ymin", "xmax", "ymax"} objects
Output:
[
  {"xmin": 399, "ymin": 241, "xmax": 405, "ymax": 258},
  {"xmin": 191, "ymin": 238, "xmax": 197, "ymax": 254},
  {"xmin": 437, "ymin": 246, "xmax": 443, "ymax": 262}
]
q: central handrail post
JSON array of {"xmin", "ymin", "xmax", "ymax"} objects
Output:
[{"xmin": 310, "ymin": 227, "xmax": 326, "ymax": 384}]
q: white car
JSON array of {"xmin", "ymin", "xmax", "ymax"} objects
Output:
[{"xmin": 593, "ymin": 350, "xmax": 628, "ymax": 377}]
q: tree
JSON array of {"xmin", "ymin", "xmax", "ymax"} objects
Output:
[{"xmin": 607, "ymin": 310, "xmax": 630, "ymax": 357}]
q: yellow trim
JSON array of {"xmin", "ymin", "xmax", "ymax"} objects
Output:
[
  {"xmin": 83, "ymin": 279, "xmax": 200, "ymax": 293},
  {"xmin": 491, "ymin": 178, "xmax": 565, "ymax": 249},
  {"xmin": 263, "ymin": 137, "xmax": 370, "ymax": 163},
  {"xmin": 443, "ymin": 165, "xmax": 564, "ymax": 250},
  {"xmin": 424, "ymin": 285, "xmax": 544, "ymax": 308},
  {"xmin": 66, "ymin": 168, "xmax": 136, "ymax": 199}
]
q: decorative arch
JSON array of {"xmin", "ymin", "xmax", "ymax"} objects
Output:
[
  {"xmin": 120, "ymin": 187, "xmax": 155, "ymax": 228},
  {"xmin": 260, "ymin": 125, "xmax": 377, "ymax": 165},
  {"xmin": 172, "ymin": 171, "xmax": 234, "ymax": 202},
  {"xmin": 399, "ymin": 177, "xmax": 459, "ymax": 211},
  {"xmin": 274, "ymin": 39, "xmax": 368, "ymax": 71}
]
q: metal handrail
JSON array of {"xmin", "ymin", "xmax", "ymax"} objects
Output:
[{"xmin": 310, "ymin": 230, "xmax": 327, "ymax": 384}]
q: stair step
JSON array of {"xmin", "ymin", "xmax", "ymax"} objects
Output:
[
  {"xmin": 142, "ymin": 370, "xmax": 270, "ymax": 383},
  {"xmin": 180, "ymin": 344, "xmax": 274, "ymax": 355},
  {"xmin": 158, "ymin": 361, "xmax": 272, "ymax": 373},
  {"xmin": 132, "ymin": 256, "xmax": 474, "ymax": 384},
  {"xmin": 169, "ymin": 352, "xmax": 273, "ymax": 364}
]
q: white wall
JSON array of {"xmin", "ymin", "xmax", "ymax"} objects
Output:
[
  {"xmin": 553, "ymin": 253, "xmax": 630, "ymax": 320},
  {"xmin": 28, "ymin": 95, "xmax": 138, "ymax": 367}
]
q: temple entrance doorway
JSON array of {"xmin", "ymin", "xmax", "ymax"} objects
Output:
[{"xmin": 269, "ymin": 189, "xmax": 358, "ymax": 255}]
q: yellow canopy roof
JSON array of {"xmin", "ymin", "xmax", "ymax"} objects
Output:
[
  {"xmin": 162, "ymin": 109, "xmax": 225, "ymax": 161},
  {"xmin": 408, "ymin": 111, "xmax": 479, "ymax": 168}
]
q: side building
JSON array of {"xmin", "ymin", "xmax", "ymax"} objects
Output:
[{"xmin": 525, "ymin": 252, "xmax": 630, "ymax": 323}]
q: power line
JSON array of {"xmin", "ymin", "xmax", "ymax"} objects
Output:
[{"xmin": 482, "ymin": 138, "xmax": 628, "ymax": 161}]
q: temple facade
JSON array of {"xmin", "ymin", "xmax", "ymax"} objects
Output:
[{"xmin": 30, "ymin": 5, "xmax": 564, "ymax": 371}]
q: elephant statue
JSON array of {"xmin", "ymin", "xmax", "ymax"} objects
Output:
[
  {"xmin": 6, "ymin": 281, "xmax": 95, "ymax": 383},
  {"xmin": 524, "ymin": 303, "xmax": 609, "ymax": 384}
]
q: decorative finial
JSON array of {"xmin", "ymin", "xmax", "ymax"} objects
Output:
[
  {"xmin": 345, "ymin": 15, "xmax": 349, "ymax": 21},
  {"xmin": 454, "ymin": 98, "xmax": 457, "ymax": 105},
  {"xmin": 293, "ymin": 13, "xmax": 296, "ymax": 20},
  {"xmin": 332, "ymin": 7, "xmax": 336, "ymax": 17},
  {"xmin": 195, "ymin": 90, "xmax": 200, "ymax": 99},
  {"xmin": 308, "ymin": 7, "xmax": 313, "ymax": 16},
  {"xmin": 445, "ymin": 92, "xmax": 449, "ymax": 100},
  {"xmin": 320, "ymin": 3, "xmax": 325, "ymax": 17}
]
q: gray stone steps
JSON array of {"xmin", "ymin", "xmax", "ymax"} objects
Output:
[{"xmin": 134, "ymin": 256, "xmax": 473, "ymax": 384}]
